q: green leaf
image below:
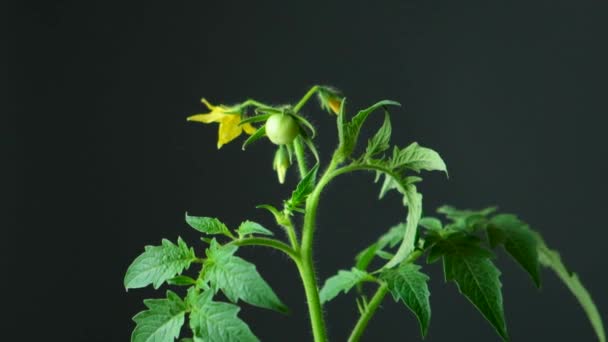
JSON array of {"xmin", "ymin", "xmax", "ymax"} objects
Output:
[
  {"xmin": 339, "ymin": 100, "xmax": 401, "ymax": 158},
  {"xmin": 380, "ymin": 263, "xmax": 431, "ymax": 338},
  {"xmin": 377, "ymin": 222, "xmax": 408, "ymax": 250},
  {"xmin": 419, "ymin": 217, "xmax": 443, "ymax": 232},
  {"xmin": 241, "ymin": 124, "xmax": 266, "ymax": 150},
  {"xmin": 364, "ymin": 111, "xmax": 392, "ymax": 159},
  {"xmin": 355, "ymin": 243, "xmax": 379, "ymax": 271},
  {"xmin": 286, "ymin": 163, "xmax": 319, "ymax": 211},
  {"xmin": 131, "ymin": 291, "xmax": 187, "ymax": 342},
  {"xmin": 437, "ymin": 205, "xmax": 497, "ymax": 221},
  {"xmin": 390, "ymin": 143, "xmax": 447, "ymax": 175},
  {"xmin": 385, "ymin": 185, "xmax": 423, "ymax": 269},
  {"xmin": 125, "ymin": 237, "xmax": 196, "ymax": 290},
  {"xmin": 375, "ymin": 250, "xmax": 394, "ymax": 260},
  {"xmin": 487, "ymin": 214, "xmax": 541, "ymax": 288},
  {"xmin": 433, "ymin": 235, "xmax": 508, "ymax": 340},
  {"xmin": 185, "ymin": 214, "xmax": 232, "ymax": 237},
  {"xmin": 203, "ymin": 240, "xmax": 287, "ymax": 313},
  {"xmin": 167, "ymin": 276, "xmax": 197, "ymax": 286},
  {"xmin": 188, "ymin": 290, "xmax": 259, "ymax": 342},
  {"xmin": 319, "ymin": 268, "xmax": 371, "ymax": 303},
  {"xmin": 378, "ymin": 173, "xmax": 422, "ymax": 203},
  {"xmin": 435, "ymin": 206, "xmax": 496, "ymax": 233},
  {"xmin": 354, "ymin": 222, "xmax": 408, "ymax": 273},
  {"xmin": 354, "ymin": 223, "xmax": 407, "ymax": 272},
  {"xmin": 538, "ymin": 243, "xmax": 606, "ymax": 342},
  {"xmin": 236, "ymin": 220, "xmax": 273, "ymax": 237}
]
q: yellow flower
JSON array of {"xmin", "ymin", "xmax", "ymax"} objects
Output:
[
  {"xmin": 317, "ymin": 86, "xmax": 343, "ymax": 115},
  {"xmin": 187, "ymin": 99, "xmax": 257, "ymax": 149},
  {"xmin": 328, "ymin": 97, "xmax": 342, "ymax": 115}
]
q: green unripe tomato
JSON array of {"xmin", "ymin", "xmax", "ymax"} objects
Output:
[{"xmin": 265, "ymin": 114, "xmax": 299, "ymax": 145}]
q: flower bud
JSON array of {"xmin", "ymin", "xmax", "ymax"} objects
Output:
[
  {"xmin": 317, "ymin": 86, "xmax": 343, "ymax": 115},
  {"xmin": 273, "ymin": 146, "xmax": 290, "ymax": 184}
]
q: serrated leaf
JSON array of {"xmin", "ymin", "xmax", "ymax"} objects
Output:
[
  {"xmin": 319, "ymin": 268, "xmax": 371, "ymax": 303},
  {"xmin": 125, "ymin": 238, "xmax": 196, "ymax": 290},
  {"xmin": 339, "ymin": 100, "xmax": 401, "ymax": 158},
  {"xmin": 380, "ymin": 263, "xmax": 431, "ymax": 338},
  {"xmin": 354, "ymin": 223, "xmax": 406, "ymax": 271},
  {"xmin": 538, "ymin": 243, "xmax": 605, "ymax": 342},
  {"xmin": 437, "ymin": 205, "xmax": 497, "ymax": 221},
  {"xmin": 286, "ymin": 163, "xmax": 319, "ymax": 210},
  {"xmin": 375, "ymin": 250, "xmax": 394, "ymax": 260},
  {"xmin": 355, "ymin": 243, "xmax": 379, "ymax": 271},
  {"xmin": 419, "ymin": 217, "xmax": 443, "ymax": 231},
  {"xmin": 167, "ymin": 275, "xmax": 197, "ymax": 286},
  {"xmin": 236, "ymin": 220, "xmax": 273, "ymax": 237},
  {"xmin": 377, "ymin": 223, "xmax": 408, "ymax": 249},
  {"xmin": 378, "ymin": 173, "xmax": 421, "ymax": 202},
  {"xmin": 488, "ymin": 214, "xmax": 541, "ymax": 287},
  {"xmin": 385, "ymin": 185, "xmax": 423, "ymax": 269},
  {"xmin": 203, "ymin": 241, "xmax": 287, "ymax": 313},
  {"xmin": 131, "ymin": 291, "xmax": 187, "ymax": 342},
  {"xmin": 185, "ymin": 214, "xmax": 232, "ymax": 237},
  {"xmin": 390, "ymin": 143, "xmax": 447, "ymax": 175},
  {"xmin": 365, "ymin": 111, "xmax": 392, "ymax": 158},
  {"xmin": 188, "ymin": 290, "xmax": 259, "ymax": 342},
  {"xmin": 435, "ymin": 235, "xmax": 508, "ymax": 340},
  {"xmin": 436, "ymin": 206, "xmax": 496, "ymax": 233}
]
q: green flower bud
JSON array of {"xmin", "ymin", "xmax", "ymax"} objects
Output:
[{"xmin": 273, "ymin": 146, "xmax": 290, "ymax": 184}]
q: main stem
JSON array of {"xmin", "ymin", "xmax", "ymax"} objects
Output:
[{"xmin": 296, "ymin": 156, "xmax": 340, "ymax": 342}]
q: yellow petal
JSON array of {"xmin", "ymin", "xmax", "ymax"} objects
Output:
[
  {"xmin": 328, "ymin": 98, "xmax": 342, "ymax": 115},
  {"xmin": 201, "ymin": 98, "xmax": 218, "ymax": 111},
  {"xmin": 187, "ymin": 111, "xmax": 226, "ymax": 123},
  {"xmin": 217, "ymin": 115, "xmax": 243, "ymax": 149},
  {"xmin": 242, "ymin": 122, "xmax": 257, "ymax": 135}
]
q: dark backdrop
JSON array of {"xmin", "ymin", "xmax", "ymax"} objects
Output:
[{"xmin": 8, "ymin": 0, "xmax": 608, "ymax": 341}]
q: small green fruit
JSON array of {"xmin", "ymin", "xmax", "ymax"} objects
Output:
[{"xmin": 265, "ymin": 114, "xmax": 299, "ymax": 145}]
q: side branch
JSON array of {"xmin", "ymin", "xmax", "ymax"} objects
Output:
[
  {"xmin": 230, "ymin": 237, "xmax": 299, "ymax": 261},
  {"xmin": 348, "ymin": 282, "xmax": 389, "ymax": 342}
]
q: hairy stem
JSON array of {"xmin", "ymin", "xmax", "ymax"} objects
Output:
[
  {"xmin": 281, "ymin": 217, "xmax": 300, "ymax": 251},
  {"xmin": 241, "ymin": 98, "xmax": 272, "ymax": 109},
  {"xmin": 296, "ymin": 155, "xmax": 341, "ymax": 342},
  {"xmin": 347, "ymin": 249, "xmax": 426, "ymax": 340},
  {"xmin": 230, "ymin": 237, "xmax": 299, "ymax": 261},
  {"xmin": 293, "ymin": 85, "xmax": 320, "ymax": 113},
  {"xmin": 296, "ymin": 258, "xmax": 327, "ymax": 342},
  {"xmin": 347, "ymin": 282, "xmax": 389, "ymax": 342}
]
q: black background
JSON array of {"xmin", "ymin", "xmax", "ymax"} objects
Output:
[{"xmin": 8, "ymin": 0, "xmax": 608, "ymax": 341}]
